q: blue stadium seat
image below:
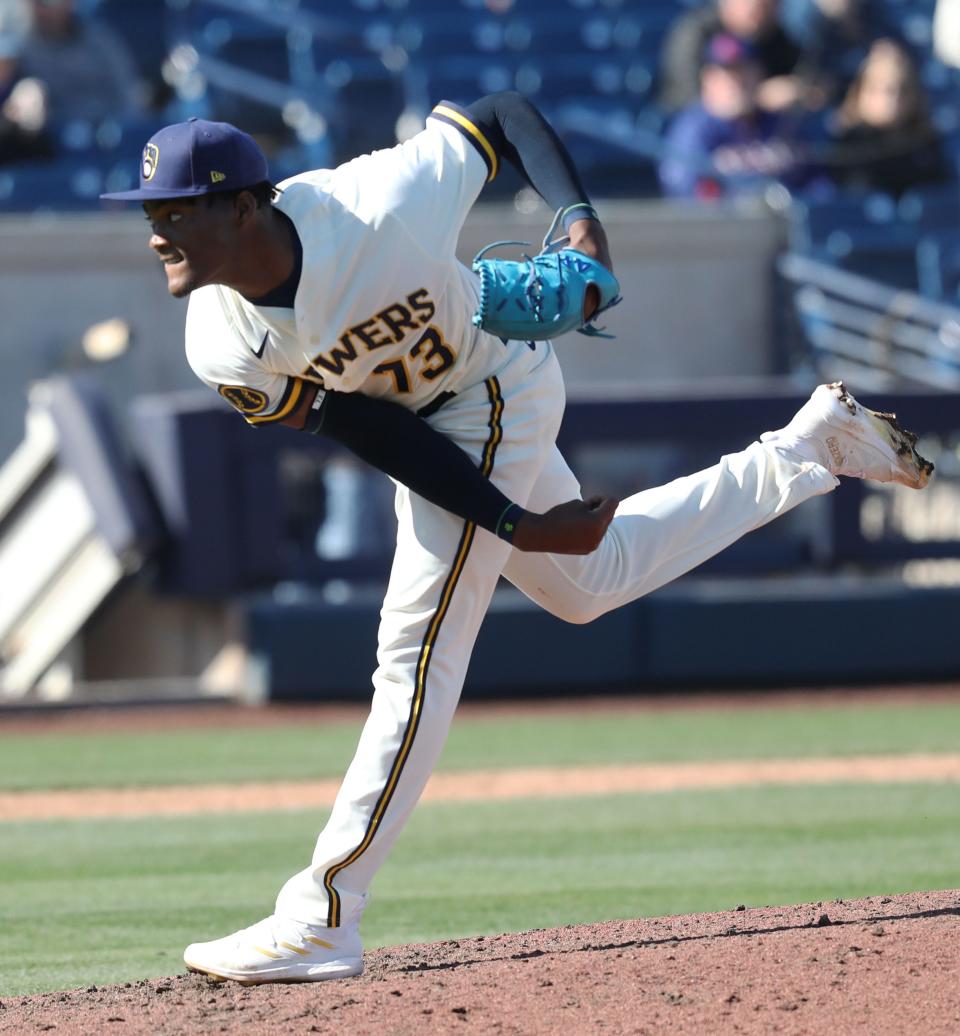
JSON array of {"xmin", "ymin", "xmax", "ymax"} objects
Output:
[
  {"xmin": 790, "ymin": 193, "xmax": 899, "ymax": 252},
  {"xmin": 215, "ymin": 35, "xmax": 292, "ymax": 83},
  {"xmin": 95, "ymin": 0, "xmax": 170, "ymax": 87},
  {"xmin": 898, "ymin": 184, "xmax": 960, "ymax": 229},
  {"xmin": 19, "ymin": 0, "xmax": 959, "ymax": 209},
  {"xmin": 0, "ymin": 160, "xmax": 113, "ymax": 211},
  {"xmin": 791, "ymin": 194, "xmax": 925, "ymax": 290},
  {"xmin": 916, "ymin": 231, "xmax": 960, "ymax": 303}
]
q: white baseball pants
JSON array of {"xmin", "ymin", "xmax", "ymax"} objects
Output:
[{"xmin": 275, "ymin": 341, "xmax": 838, "ymax": 927}]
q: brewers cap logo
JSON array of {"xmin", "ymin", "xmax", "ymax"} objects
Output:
[
  {"xmin": 142, "ymin": 143, "xmax": 160, "ymax": 182},
  {"xmin": 218, "ymin": 384, "xmax": 269, "ymax": 415}
]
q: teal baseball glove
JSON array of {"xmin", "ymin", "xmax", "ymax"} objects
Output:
[{"xmin": 470, "ymin": 211, "xmax": 621, "ymax": 344}]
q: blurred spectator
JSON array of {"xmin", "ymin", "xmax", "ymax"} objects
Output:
[
  {"xmin": 659, "ymin": 0, "xmax": 821, "ymax": 115},
  {"xmin": 19, "ymin": 0, "xmax": 145, "ymax": 125},
  {"xmin": 824, "ymin": 39, "xmax": 951, "ymax": 198},
  {"xmin": 780, "ymin": 0, "xmax": 882, "ymax": 102},
  {"xmin": 0, "ymin": 0, "xmax": 52, "ymax": 164},
  {"xmin": 659, "ymin": 33, "xmax": 819, "ymax": 200}
]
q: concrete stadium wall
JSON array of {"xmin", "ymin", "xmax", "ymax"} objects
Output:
[{"xmin": 0, "ymin": 198, "xmax": 788, "ymax": 464}]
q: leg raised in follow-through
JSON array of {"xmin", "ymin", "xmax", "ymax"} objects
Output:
[{"xmin": 503, "ymin": 382, "xmax": 932, "ymax": 625}]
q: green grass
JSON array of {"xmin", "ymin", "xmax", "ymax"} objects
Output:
[
  {"xmin": 2, "ymin": 699, "xmax": 958, "ymax": 997},
  {"xmin": 2, "ymin": 700, "xmax": 960, "ymax": 791},
  {"xmin": 1, "ymin": 781, "xmax": 958, "ymax": 997}
]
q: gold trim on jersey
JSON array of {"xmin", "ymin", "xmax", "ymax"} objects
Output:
[
  {"xmin": 480, "ymin": 376, "xmax": 504, "ymax": 474},
  {"xmin": 429, "ymin": 103, "xmax": 499, "ymax": 182},
  {"xmin": 322, "ymin": 376, "xmax": 505, "ymax": 928},
  {"xmin": 245, "ymin": 377, "xmax": 305, "ymax": 425}
]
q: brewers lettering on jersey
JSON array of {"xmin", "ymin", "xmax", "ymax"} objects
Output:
[{"xmin": 101, "ymin": 94, "xmax": 932, "ymax": 985}]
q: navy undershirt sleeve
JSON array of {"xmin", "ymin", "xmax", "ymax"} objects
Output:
[
  {"xmin": 307, "ymin": 390, "xmax": 526, "ymax": 542},
  {"xmin": 466, "ymin": 91, "xmax": 599, "ymax": 232}
]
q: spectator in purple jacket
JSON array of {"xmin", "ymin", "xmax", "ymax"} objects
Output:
[{"xmin": 660, "ymin": 33, "xmax": 816, "ymax": 199}]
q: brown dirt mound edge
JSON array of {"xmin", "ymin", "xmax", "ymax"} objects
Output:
[{"xmin": 3, "ymin": 890, "xmax": 959, "ymax": 1036}]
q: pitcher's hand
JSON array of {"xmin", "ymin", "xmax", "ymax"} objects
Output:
[
  {"xmin": 511, "ymin": 496, "xmax": 617, "ymax": 554},
  {"xmin": 567, "ymin": 218, "xmax": 613, "ymax": 321}
]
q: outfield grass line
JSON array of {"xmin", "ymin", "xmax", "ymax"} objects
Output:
[{"xmin": 2, "ymin": 753, "xmax": 960, "ymax": 821}]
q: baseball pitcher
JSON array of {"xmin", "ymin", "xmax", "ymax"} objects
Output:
[{"xmin": 102, "ymin": 91, "xmax": 931, "ymax": 983}]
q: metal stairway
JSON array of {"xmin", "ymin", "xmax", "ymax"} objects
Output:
[{"xmin": 0, "ymin": 379, "xmax": 157, "ymax": 700}]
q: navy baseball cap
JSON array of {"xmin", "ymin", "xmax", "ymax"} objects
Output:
[
  {"xmin": 100, "ymin": 117, "xmax": 269, "ymax": 202},
  {"xmin": 702, "ymin": 33, "xmax": 760, "ymax": 69}
]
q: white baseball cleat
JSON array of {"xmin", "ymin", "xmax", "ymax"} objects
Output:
[
  {"xmin": 762, "ymin": 381, "xmax": 934, "ymax": 489},
  {"xmin": 183, "ymin": 914, "xmax": 363, "ymax": 984}
]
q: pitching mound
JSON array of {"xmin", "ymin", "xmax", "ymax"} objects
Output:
[{"xmin": 3, "ymin": 890, "xmax": 957, "ymax": 1035}]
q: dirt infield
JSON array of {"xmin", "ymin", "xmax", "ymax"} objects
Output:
[
  {"xmin": 2, "ymin": 753, "xmax": 960, "ymax": 820},
  {"xmin": 2, "ymin": 890, "xmax": 958, "ymax": 1035}
]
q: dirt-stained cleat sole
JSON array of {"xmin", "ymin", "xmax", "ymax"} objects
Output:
[
  {"xmin": 827, "ymin": 381, "xmax": 934, "ymax": 489},
  {"xmin": 185, "ymin": 962, "xmax": 362, "ymax": 985},
  {"xmin": 763, "ymin": 381, "xmax": 934, "ymax": 489}
]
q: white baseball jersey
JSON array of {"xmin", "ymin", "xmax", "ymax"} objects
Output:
[{"xmin": 185, "ymin": 103, "xmax": 507, "ymax": 423}]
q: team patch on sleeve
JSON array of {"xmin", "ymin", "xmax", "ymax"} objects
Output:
[
  {"xmin": 428, "ymin": 101, "xmax": 498, "ymax": 182},
  {"xmin": 218, "ymin": 379, "xmax": 306, "ymax": 425},
  {"xmin": 219, "ymin": 384, "xmax": 269, "ymax": 415}
]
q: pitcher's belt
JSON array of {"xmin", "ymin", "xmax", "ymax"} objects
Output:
[{"xmin": 416, "ymin": 391, "xmax": 457, "ymax": 419}]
